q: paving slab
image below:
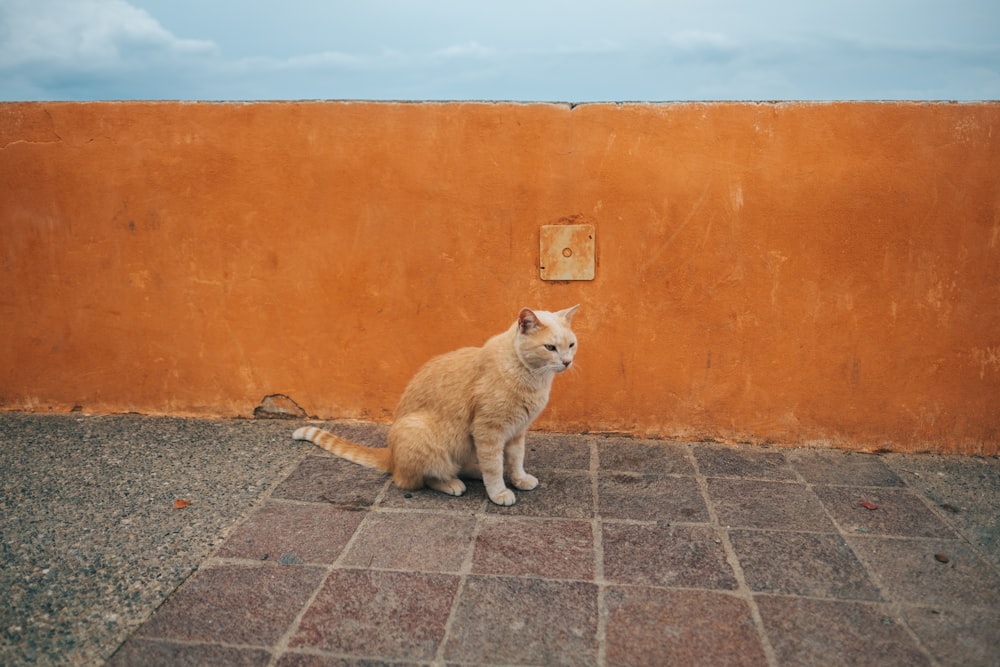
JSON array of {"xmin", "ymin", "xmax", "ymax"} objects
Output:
[
  {"xmin": 214, "ymin": 500, "xmax": 365, "ymax": 564},
  {"xmin": 756, "ymin": 596, "xmax": 932, "ymax": 667},
  {"xmin": 786, "ymin": 448, "xmax": 906, "ymax": 487},
  {"xmin": 707, "ymin": 477, "xmax": 836, "ymax": 531},
  {"xmin": 597, "ymin": 472, "xmax": 707, "ymax": 522},
  {"xmin": 602, "ymin": 523, "xmax": 737, "ymax": 589},
  {"xmin": 693, "ymin": 442, "xmax": 798, "ymax": 481},
  {"xmin": 728, "ymin": 529, "xmax": 881, "ymax": 600},
  {"xmin": 471, "ymin": 516, "xmax": 595, "ymax": 580},
  {"xmin": 604, "ymin": 587, "xmax": 767, "ymax": 667},
  {"xmin": 442, "ymin": 576, "xmax": 599, "ymax": 666},
  {"xmin": 339, "ymin": 512, "xmax": 476, "ymax": 573},
  {"xmin": 290, "ymin": 570, "xmax": 459, "ymax": 661}
]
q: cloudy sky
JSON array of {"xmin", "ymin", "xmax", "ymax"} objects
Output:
[{"xmin": 1, "ymin": 0, "xmax": 998, "ymax": 102}]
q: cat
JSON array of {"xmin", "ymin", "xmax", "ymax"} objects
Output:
[{"xmin": 293, "ymin": 305, "xmax": 579, "ymax": 506}]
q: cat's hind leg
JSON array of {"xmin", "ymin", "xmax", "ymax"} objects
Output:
[
  {"xmin": 426, "ymin": 477, "xmax": 467, "ymax": 496},
  {"xmin": 389, "ymin": 414, "xmax": 466, "ymax": 496}
]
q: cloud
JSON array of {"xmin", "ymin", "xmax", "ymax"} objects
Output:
[
  {"xmin": 668, "ymin": 30, "xmax": 734, "ymax": 52},
  {"xmin": 433, "ymin": 42, "xmax": 497, "ymax": 59},
  {"xmin": 0, "ymin": 0, "xmax": 216, "ymax": 67},
  {"xmin": 0, "ymin": 0, "xmax": 218, "ymax": 99},
  {"xmin": 281, "ymin": 51, "xmax": 368, "ymax": 70}
]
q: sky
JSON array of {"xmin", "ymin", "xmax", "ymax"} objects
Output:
[{"xmin": 1, "ymin": 0, "xmax": 998, "ymax": 102}]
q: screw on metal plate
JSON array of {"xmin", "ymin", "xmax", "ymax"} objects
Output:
[{"xmin": 539, "ymin": 224, "xmax": 595, "ymax": 281}]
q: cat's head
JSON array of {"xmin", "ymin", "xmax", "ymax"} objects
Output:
[{"xmin": 515, "ymin": 305, "xmax": 580, "ymax": 374}]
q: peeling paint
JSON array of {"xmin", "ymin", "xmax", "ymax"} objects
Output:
[{"xmin": 970, "ymin": 347, "xmax": 1000, "ymax": 380}]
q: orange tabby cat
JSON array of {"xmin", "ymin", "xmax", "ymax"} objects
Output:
[{"xmin": 293, "ymin": 305, "xmax": 579, "ymax": 505}]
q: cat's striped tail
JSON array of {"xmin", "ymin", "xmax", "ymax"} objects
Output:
[{"xmin": 292, "ymin": 426, "xmax": 392, "ymax": 472}]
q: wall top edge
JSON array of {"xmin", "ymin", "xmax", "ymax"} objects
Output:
[{"xmin": 1, "ymin": 99, "xmax": 997, "ymax": 108}]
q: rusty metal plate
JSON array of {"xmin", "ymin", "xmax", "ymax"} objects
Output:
[{"xmin": 539, "ymin": 224, "xmax": 595, "ymax": 281}]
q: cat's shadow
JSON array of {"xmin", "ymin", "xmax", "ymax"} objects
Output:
[{"xmin": 378, "ymin": 478, "xmax": 490, "ymax": 511}]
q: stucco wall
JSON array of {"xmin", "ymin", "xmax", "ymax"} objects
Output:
[{"xmin": 2, "ymin": 101, "xmax": 998, "ymax": 454}]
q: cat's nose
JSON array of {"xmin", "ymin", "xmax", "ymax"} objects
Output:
[{"xmin": 562, "ymin": 359, "xmax": 572, "ymax": 368}]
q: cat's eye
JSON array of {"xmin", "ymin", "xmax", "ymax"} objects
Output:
[
  {"xmin": 569, "ymin": 342, "xmax": 575, "ymax": 348},
  {"xmin": 544, "ymin": 344, "xmax": 557, "ymax": 351}
]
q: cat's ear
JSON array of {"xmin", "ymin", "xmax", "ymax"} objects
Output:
[
  {"xmin": 518, "ymin": 308, "xmax": 541, "ymax": 333},
  {"xmin": 557, "ymin": 304, "xmax": 580, "ymax": 323}
]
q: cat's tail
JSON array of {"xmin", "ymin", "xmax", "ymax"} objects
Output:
[{"xmin": 292, "ymin": 426, "xmax": 392, "ymax": 472}]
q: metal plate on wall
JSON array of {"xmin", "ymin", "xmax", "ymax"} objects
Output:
[{"xmin": 539, "ymin": 224, "xmax": 595, "ymax": 281}]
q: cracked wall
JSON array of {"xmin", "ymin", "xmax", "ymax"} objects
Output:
[{"xmin": 1, "ymin": 101, "xmax": 998, "ymax": 454}]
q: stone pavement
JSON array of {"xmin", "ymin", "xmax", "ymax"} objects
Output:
[{"xmin": 1, "ymin": 414, "xmax": 997, "ymax": 666}]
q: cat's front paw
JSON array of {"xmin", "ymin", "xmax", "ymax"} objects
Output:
[
  {"xmin": 488, "ymin": 488, "xmax": 517, "ymax": 506},
  {"xmin": 512, "ymin": 474, "xmax": 539, "ymax": 491}
]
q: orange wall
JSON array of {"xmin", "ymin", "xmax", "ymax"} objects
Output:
[{"xmin": 2, "ymin": 101, "xmax": 998, "ymax": 454}]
